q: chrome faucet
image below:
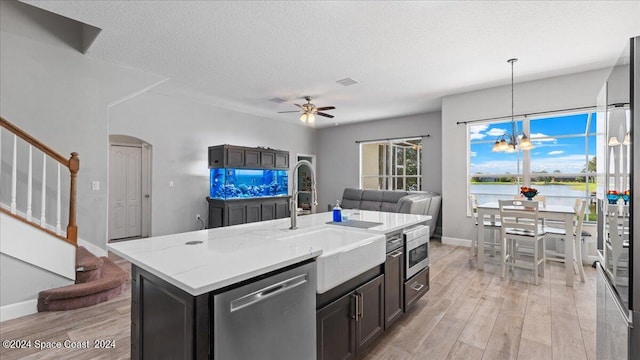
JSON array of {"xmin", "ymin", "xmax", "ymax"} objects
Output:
[{"xmin": 290, "ymin": 160, "xmax": 318, "ymax": 230}]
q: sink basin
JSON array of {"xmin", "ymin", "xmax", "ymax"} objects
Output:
[{"xmin": 278, "ymin": 228, "xmax": 385, "ymax": 293}]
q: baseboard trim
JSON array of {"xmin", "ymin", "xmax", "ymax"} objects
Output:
[
  {"xmin": 78, "ymin": 238, "xmax": 107, "ymax": 257},
  {"xmin": 0, "ymin": 298, "xmax": 37, "ymax": 322},
  {"xmin": 441, "ymin": 236, "xmax": 472, "ymax": 247}
]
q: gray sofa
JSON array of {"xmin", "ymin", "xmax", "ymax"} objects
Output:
[{"xmin": 340, "ymin": 188, "xmax": 441, "ymax": 237}]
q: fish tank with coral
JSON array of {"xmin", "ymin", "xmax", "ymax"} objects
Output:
[{"xmin": 210, "ymin": 168, "xmax": 288, "ymax": 199}]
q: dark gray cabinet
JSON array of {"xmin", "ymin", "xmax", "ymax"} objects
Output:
[
  {"xmin": 317, "ymin": 292, "xmax": 356, "ymax": 360},
  {"xmin": 207, "ymin": 196, "xmax": 290, "ymax": 228},
  {"xmin": 317, "ymin": 274, "xmax": 384, "ymax": 360},
  {"xmin": 404, "ymin": 266, "xmax": 429, "ymax": 310},
  {"xmin": 131, "ymin": 265, "xmax": 209, "ymax": 360},
  {"xmin": 208, "ymin": 144, "xmax": 289, "ymax": 170},
  {"xmin": 226, "ymin": 203, "xmax": 246, "ymax": 226},
  {"xmin": 246, "ymin": 202, "xmax": 261, "ymax": 223},
  {"xmin": 275, "ymin": 152, "xmax": 289, "ymax": 168},
  {"xmin": 384, "ymin": 248, "xmax": 404, "ymax": 329}
]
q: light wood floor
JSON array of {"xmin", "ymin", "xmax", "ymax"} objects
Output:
[{"xmin": 0, "ymin": 243, "xmax": 596, "ymax": 360}]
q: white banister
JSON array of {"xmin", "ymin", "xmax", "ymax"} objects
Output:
[
  {"xmin": 27, "ymin": 145, "xmax": 33, "ymax": 221},
  {"xmin": 40, "ymin": 153, "xmax": 46, "ymax": 228},
  {"xmin": 11, "ymin": 134, "xmax": 17, "ymax": 213},
  {"xmin": 56, "ymin": 163, "xmax": 61, "ymax": 234}
]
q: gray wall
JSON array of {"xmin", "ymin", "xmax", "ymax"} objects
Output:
[
  {"xmin": 0, "ymin": 1, "xmax": 165, "ymax": 250},
  {"xmin": 315, "ymin": 113, "xmax": 442, "ymax": 213},
  {"xmin": 109, "ymin": 91, "xmax": 317, "ymax": 236},
  {"xmin": 1, "ymin": 254, "xmax": 70, "ymax": 306},
  {"xmin": 441, "ymin": 68, "xmax": 613, "ymax": 245}
]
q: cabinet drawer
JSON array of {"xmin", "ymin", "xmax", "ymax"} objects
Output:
[{"xmin": 404, "ymin": 267, "xmax": 429, "ymax": 310}]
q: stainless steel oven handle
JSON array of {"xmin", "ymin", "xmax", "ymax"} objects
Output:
[
  {"xmin": 389, "ymin": 250, "xmax": 403, "ymax": 258},
  {"xmin": 410, "ymin": 283, "xmax": 424, "ymax": 292}
]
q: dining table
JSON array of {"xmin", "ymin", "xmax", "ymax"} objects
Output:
[{"xmin": 476, "ymin": 201, "xmax": 577, "ymax": 287}]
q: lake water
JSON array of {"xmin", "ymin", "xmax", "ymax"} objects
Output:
[{"xmin": 471, "ymin": 183, "xmax": 593, "ymax": 207}]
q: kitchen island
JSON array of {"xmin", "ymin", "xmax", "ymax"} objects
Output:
[{"xmin": 108, "ymin": 210, "xmax": 430, "ymax": 359}]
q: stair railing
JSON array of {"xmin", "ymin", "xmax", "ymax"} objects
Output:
[{"xmin": 0, "ymin": 117, "xmax": 79, "ymax": 246}]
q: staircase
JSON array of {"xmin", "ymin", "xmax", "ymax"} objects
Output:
[
  {"xmin": 1, "ymin": 117, "xmax": 127, "ymax": 318},
  {"xmin": 37, "ymin": 247, "xmax": 128, "ymax": 311}
]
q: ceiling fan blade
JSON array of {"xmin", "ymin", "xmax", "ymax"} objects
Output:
[
  {"xmin": 316, "ymin": 112, "xmax": 334, "ymax": 118},
  {"xmin": 294, "ymin": 104, "xmax": 304, "ymax": 109},
  {"xmin": 278, "ymin": 110, "xmax": 302, "ymax": 113},
  {"xmin": 316, "ymin": 106, "xmax": 335, "ymax": 111}
]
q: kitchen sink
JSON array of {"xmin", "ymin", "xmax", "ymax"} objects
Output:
[{"xmin": 278, "ymin": 228, "xmax": 385, "ymax": 293}]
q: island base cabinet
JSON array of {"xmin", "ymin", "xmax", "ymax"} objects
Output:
[
  {"xmin": 317, "ymin": 275, "xmax": 384, "ymax": 360},
  {"xmin": 404, "ymin": 266, "xmax": 429, "ymax": 310},
  {"xmin": 131, "ymin": 265, "xmax": 209, "ymax": 360},
  {"xmin": 384, "ymin": 248, "xmax": 404, "ymax": 329},
  {"xmin": 317, "ymin": 293, "xmax": 357, "ymax": 360}
]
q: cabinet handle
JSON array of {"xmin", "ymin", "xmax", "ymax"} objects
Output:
[
  {"xmin": 352, "ymin": 294, "xmax": 359, "ymax": 320},
  {"xmin": 389, "ymin": 250, "xmax": 403, "ymax": 258},
  {"xmin": 410, "ymin": 283, "xmax": 424, "ymax": 292},
  {"xmin": 359, "ymin": 293, "xmax": 364, "ymax": 320}
]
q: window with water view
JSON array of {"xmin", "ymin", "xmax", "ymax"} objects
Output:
[{"xmin": 469, "ymin": 111, "xmax": 600, "ymax": 220}]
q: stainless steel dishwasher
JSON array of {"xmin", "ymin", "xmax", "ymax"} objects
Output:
[{"xmin": 213, "ymin": 261, "xmax": 317, "ymax": 360}]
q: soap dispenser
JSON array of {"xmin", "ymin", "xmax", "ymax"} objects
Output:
[{"xmin": 332, "ymin": 200, "xmax": 342, "ymax": 222}]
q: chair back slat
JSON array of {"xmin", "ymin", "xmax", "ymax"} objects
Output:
[{"xmin": 499, "ymin": 199, "xmax": 541, "ymax": 234}]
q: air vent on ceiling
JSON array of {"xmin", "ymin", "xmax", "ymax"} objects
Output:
[
  {"xmin": 269, "ymin": 97, "xmax": 287, "ymax": 103},
  {"xmin": 336, "ymin": 77, "xmax": 358, "ymax": 86}
]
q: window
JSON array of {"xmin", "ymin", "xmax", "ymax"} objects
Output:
[
  {"xmin": 360, "ymin": 138, "xmax": 422, "ymax": 191},
  {"xmin": 468, "ymin": 111, "xmax": 600, "ymax": 219}
]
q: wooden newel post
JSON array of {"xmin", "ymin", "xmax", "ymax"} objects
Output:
[{"xmin": 67, "ymin": 152, "xmax": 79, "ymax": 245}]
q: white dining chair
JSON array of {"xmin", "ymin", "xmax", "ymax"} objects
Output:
[
  {"xmin": 605, "ymin": 205, "xmax": 630, "ymax": 281},
  {"xmin": 468, "ymin": 194, "xmax": 501, "ymax": 262},
  {"xmin": 544, "ymin": 199, "xmax": 587, "ymax": 282},
  {"xmin": 499, "ymin": 199, "xmax": 547, "ymax": 285}
]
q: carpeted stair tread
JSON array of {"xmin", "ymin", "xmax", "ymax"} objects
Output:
[
  {"xmin": 76, "ymin": 246, "xmax": 103, "ymax": 272},
  {"xmin": 37, "ymin": 257, "xmax": 128, "ymax": 311}
]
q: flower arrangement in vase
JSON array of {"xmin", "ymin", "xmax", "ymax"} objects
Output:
[{"xmin": 520, "ymin": 186, "xmax": 539, "ymax": 201}]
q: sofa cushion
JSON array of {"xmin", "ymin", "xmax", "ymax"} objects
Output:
[
  {"xmin": 341, "ymin": 188, "xmax": 363, "ymax": 209},
  {"xmin": 381, "ymin": 191, "xmax": 408, "ymax": 212},
  {"xmin": 398, "ymin": 194, "xmax": 429, "ymax": 215},
  {"xmin": 360, "ymin": 190, "xmax": 384, "ymax": 211}
]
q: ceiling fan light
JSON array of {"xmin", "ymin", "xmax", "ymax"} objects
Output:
[
  {"xmin": 623, "ymin": 133, "xmax": 631, "ymax": 145},
  {"xmin": 300, "ymin": 113, "xmax": 308, "ymax": 122},
  {"xmin": 307, "ymin": 113, "xmax": 315, "ymax": 123}
]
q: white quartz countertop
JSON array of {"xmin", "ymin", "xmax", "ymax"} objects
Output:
[{"xmin": 107, "ymin": 211, "xmax": 430, "ymax": 296}]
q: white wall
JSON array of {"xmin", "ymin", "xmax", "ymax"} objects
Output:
[
  {"xmin": 441, "ymin": 68, "xmax": 612, "ymax": 246},
  {"xmin": 315, "ymin": 113, "xmax": 442, "ymax": 212},
  {"xmin": 109, "ymin": 91, "xmax": 317, "ymax": 236},
  {"xmin": 0, "ymin": 1, "xmax": 165, "ymax": 250}
]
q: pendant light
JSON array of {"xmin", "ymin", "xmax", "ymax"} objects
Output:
[{"xmin": 491, "ymin": 58, "xmax": 535, "ymax": 152}]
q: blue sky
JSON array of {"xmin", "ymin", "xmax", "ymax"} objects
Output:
[{"xmin": 469, "ymin": 113, "xmax": 597, "ymax": 175}]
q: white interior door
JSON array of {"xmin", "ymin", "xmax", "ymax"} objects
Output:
[{"xmin": 110, "ymin": 145, "xmax": 142, "ymax": 240}]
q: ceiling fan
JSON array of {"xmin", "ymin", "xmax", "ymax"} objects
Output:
[{"xmin": 278, "ymin": 96, "xmax": 336, "ymax": 123}]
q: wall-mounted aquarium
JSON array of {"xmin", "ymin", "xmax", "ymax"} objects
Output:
[{"xmin": 210, "ymin": 168, "xmax": 288, "ymax": 199}]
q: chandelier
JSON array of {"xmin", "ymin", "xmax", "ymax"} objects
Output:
[{"xmin": 491, "ymin": 58, "xmax": 534, "ymax": 152}]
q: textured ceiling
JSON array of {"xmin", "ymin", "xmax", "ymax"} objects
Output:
[{"xmin": 22, "ymin": 1, "xmax": 640, "ymax": 127}]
